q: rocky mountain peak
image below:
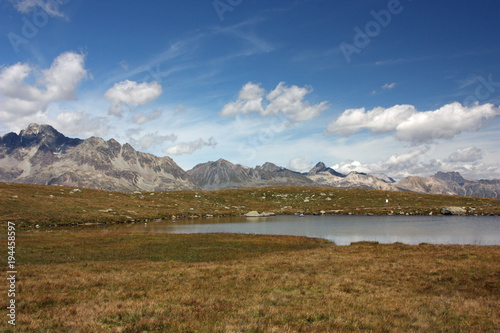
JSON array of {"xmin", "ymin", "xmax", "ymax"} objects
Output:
[
  {"xmin": 433, "ymin": 171, "xmax": 467, "ymax": 184},
  {"xmin": 1, "ymin": 123, "xmax": 83, "ymax": 154},
  {"xmin": 259, "ymin": 162, "xmax": 280, "ymax": 172},
  {"xmin": 307, "ymin": 161, "xmax": 344, "ymax": 177},
  {"xmin": 20, "ymin": 123, "xmax": 45, "ymax": 136}
]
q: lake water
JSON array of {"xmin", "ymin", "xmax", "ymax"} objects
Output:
[{"xmin": 116, "ymin": 215, "xmax": 500, "ymax": 245}]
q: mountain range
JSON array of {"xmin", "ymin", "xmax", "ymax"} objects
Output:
[{"xmin": 1, "ymin": 123, "xmax": 499, "ymax": 198}]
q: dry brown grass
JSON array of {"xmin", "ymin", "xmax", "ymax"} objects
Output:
[{"xmin": 1, "ymin": 230, "xmax": 499, "ymax": 332}]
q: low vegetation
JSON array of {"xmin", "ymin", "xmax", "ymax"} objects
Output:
[
  {"xmin": 1, "ymin": 182, "xmax": 499, "ymax": 331},
  {"xmin": 0, "ymin": 231, "xmax": 499, "ymax": 332},
  {"xmin": 1, "ymin": 182, "xmax": 499, "ymax": 228}
]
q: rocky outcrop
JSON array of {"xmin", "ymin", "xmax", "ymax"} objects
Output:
[{"xmin": 441, "ymin": 206, "xmax": 467, "ymax": 215}]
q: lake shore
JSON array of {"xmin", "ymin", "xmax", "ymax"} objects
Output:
[{"xmin": 1, "ymin": 182, "xmax": 499, "ymax": 229}]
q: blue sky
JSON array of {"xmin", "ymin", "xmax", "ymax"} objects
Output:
[{"xmin": 0, "ymin": 0, "xmax": 499, "ymax": 179}]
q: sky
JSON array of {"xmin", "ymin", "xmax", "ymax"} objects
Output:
[{"xmin": 0, "ymin": 0, "xmax": 499, "ymax": 179}]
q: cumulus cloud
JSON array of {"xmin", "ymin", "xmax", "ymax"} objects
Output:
[
  {"xmin": 47, "ymin": 110, "xmax": 109, "ymax": 138},
  {"xmin": 3, "ymin": 109, "xmax": 108, "ymax": 139},
  {"xmin": 288, "ymin": 156, "xmax": 312, "ymax": 172},
  {"xmin": 0, "ymin": 51, "xmax": 87, "ymax": 121},
  {"xmin": 326, "ymin": 104, "xmax": 417, "ymax": 136},
  {"xmin": 332, "ymin": 160, "xmax": 374, "ymax": 175},
  {"xmin": 220, "ymin": 82, "xmax": 265, "ymax": 117},
  {"xmin": 394, "ymin": 103, "xmax": 498, "ymax": 143},
  {"xmin": 132, "ymin": 109, "xmax": 162, "ymax": 125},
  {"xmin": 163, "ymin": 137, "xmax": 217, "ymax": 155},
  {"xmin": 330, "ymin": 145, "xmax": 498, "ymax": 180},
  {"xmin": 333, "ymin": 147, "xmax": 431, "ymax": 178},
  {"xmin": 105, "ymin": 80, "xmax": 162, "ymax": 117},
  {"xmin": 448, "ymin": 146, "xmax": 483, "ymax": 162},
  {"xmin": 220, "ymin": 82, "xmax": 328, "ymax": 122},
  {"xmin": 326, "ymin": 102, "xmax": 499, "ymax": 144},
  {"xmin": 129, "ymin": 132, "xmax": 177, "ymax": 151}
]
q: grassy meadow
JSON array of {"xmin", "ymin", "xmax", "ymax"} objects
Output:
[
  {"xmin": 1, "ymin": 182, "xmax": 499, "ymax": 228},
  {"xmin": 1, "ymin": 182, "xmax": 499, "ymax": 331},
  {"xmin": 0, "ymin": 231, "xmax": 499, "ymax": 332}
]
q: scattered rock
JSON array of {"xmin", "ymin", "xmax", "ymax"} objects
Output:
[
  {"xmin": 441, "ymin": 206, "xmax": 467, "ymax": 215},
  {"xmin": 70, "ymin": 188, "xmax": 82, "ymax": 194},
  {"xmin": 99, "ymin": 208, "xmax": 113, "ymax": 213},
  {"xmin": 245, "ymin": 211, "xmax": 275, "ymax": 217}
]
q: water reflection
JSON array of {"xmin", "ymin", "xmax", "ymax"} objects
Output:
[{"xmin": 118, "ymin": 215, "xmax": 500, "ymax": 246}]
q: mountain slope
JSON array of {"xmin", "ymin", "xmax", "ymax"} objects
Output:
[
  {"xmin": 187, "ymin": 160, "xmax": 313, "ymax": 190},
  {"xmin": 187, "ymin": 159, "xmax": 252, "ymax": 190},
  {"xmin": 0, "ymin": 124, "xmax": 197, "ymax": 191},
  {"xmin": 395, "ymin": 172, "xmax": 500, "ymax": 199},
  {"xmin": 306, "ymin": 162, "xmax": 394, "ymax": 190}
]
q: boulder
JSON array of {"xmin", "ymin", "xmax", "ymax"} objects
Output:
[
  {"xmin": 245, "ymin": 211, "xmax": 261, "ymax": 217},
  {"xmin": 441, "ymin": 206, "xmax": 467, "ymax": 215},
  {"xmin": 245, "ymin": 211, "xmax": 275, "ymax": 217}
]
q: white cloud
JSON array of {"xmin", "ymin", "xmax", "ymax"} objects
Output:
[
  {"xmin": 326, "ymin": 102, "xmax": 499, "ymax": 144},
  {"xmin": 326, "ymin": 104, "xmax": 417, "ymax": 136},
  {"xmin": 330, "ymin": 145, "xmax": 499, "ymax": 180},
  {"xmin": 47, "ymin": 110, "xmax": 109, "ymax": 138},
  {"xmin": 220, "ymin": 82, "xmax": 265, "ymax": 117},
  {"xmin": 220, "ymin": 81, "xmax": 328, "ymax": 122},
  {"xmin": 163, "ymin": 137, "xmax": 217, "ymax": 155},
  {"xmin": 287, "ymin": 156, "xmax": 312, "ymax": 172},
  {"xmin": 0, "ymin": 51, "xmax": 87, "ymax": 121},
  {"xmin": 105, "ymin": 80, "xmax": 162, "ymax": 117},
  {"xmin": 129, "ymin": 132, "xmax": 177, "ymax": 151},
  {"xmin": 132, "ymin": 109, "xmax": 162, "ymax": 125},
  {"xmin": 332, "ymin": 160, "xmax": 374, "ymax": 175},
  {"xmin": 2, "ymin": 109, "xmax": 108, "ymax": 139},
  {"xmin": 448, "ymin": 146, "xmax": 482, "ymax": 162},
  {"xmin": 333, "ymin": 147, "xmax": 431, "ymax": 178},
  {"xmin": 382, "ymin": 82, "xmax": 396, "ymax": 90},
  {"xmin": 8, "ymin": 0, "xmax": 67, "ymax": 18},
  {"xmin": 394, "ymin": 103, "xmax": 499, "ymax": 143}
]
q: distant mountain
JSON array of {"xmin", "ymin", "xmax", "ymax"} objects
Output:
[
  {"xmin": 394, "ymin": 172, "xmax": 500, "ymax": 199},
  {"xmin": 0, "ymin": 124, "xmax": 197, "ymax": 191},
  {"xmin": 1, "ymin": 124, "xmax": 499, "ymax": 198},
  {"xmin": 306, "ymin": 162, "xmax": 394, "ymax": 190},
  {"xmin": 187, "ymin": 160, "xmax": 313, "ymax": 190},
  {"xmin": 187, "ymin": 159, "xmax": 252, "ymax": 190},
  {"xmin": 307, "ymin": 162, "xmax": 344, "ymax": 177}
]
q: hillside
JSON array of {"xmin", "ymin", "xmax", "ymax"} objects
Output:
[{"xmin": 1, "ymin": 182, "xmax": 499, "ymax": 227}]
